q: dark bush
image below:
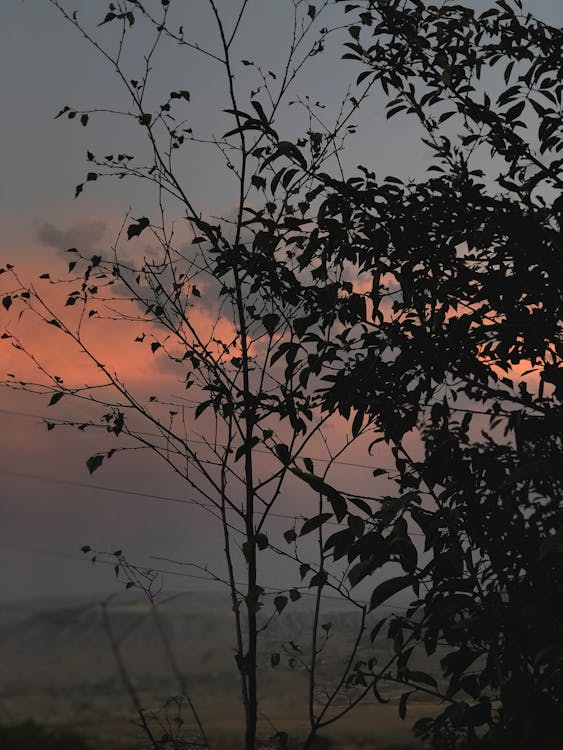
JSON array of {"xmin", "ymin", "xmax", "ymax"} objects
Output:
[{"xmin": 0, "ymin": 720, "xmax": 90, "ymax": 750}]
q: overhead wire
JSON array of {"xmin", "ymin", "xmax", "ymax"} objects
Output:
[
  {"xmin": 0, "ymin": 539, "xmax": 408, "ymax": 611},
  {"xmin": 0, "ymin": 406, "xmax": 383, "ymax": 471},
  {"xmin": 0, "ymin": 467, "xmax": 425, "ymax": 536}
]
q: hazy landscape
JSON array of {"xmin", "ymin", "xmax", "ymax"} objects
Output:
[{"xmin": 1, "ymin": 591, "xmax": 440, "ymax": 749}]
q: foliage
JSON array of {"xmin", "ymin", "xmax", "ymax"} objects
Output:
[
  {"xmin": 310, "ymin": 1, "xmax": 562, "ymax": 747},
  {"xmin": 0, "ymin": 721, "xmax": 90, "ymax": 750}
]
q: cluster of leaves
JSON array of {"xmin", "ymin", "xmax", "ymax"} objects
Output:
[
  {"xmin": 0, "ymin": 721, "xmax": 90, "ymax": 750},
  {"xmin": 196, "ymin": 0, "xmax": 560, "ymax": 745},
  {"xmin": 301, "ymin": 1, "xmax": 562, "ymax": 747}
]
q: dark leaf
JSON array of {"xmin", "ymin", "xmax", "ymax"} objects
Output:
[
  {"xmin": 300, "ymin": 513, "xmax": 332, "ymax": 536},
  {"xmin": 405, "ymin": 670, "xmax": 438, "ymax": 689},
  {"xmin": 284, "ymin": 528, "xmax": 297, "ymax": 543},
  {"xmin": 86, "ymin": 454, "xmax": 104, "ymax": 474},
  {"xmin": 262, "ymin": 313, "xmax": 279, "ymax": 336},
  {"xmin": 127, "ymin": 217, "xmax": 150, "ymax": 240},
  {"xmin": 399, "ymin": 691, "xmax": 414, "ymax": 720},
  {"xmin": 369, "ymin": 575, "xmax": 416, "ymax": 611}
]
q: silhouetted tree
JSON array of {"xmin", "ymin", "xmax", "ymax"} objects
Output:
[{"xmin": 308, "ymin": 1, "xmax": 562, "ymax": 747}]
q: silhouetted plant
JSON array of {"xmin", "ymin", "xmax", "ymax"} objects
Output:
[{"xmin": 0, "ymin": 720, "xmax": 91, "ymax": 750}]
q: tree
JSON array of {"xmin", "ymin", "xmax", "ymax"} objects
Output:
[
  {"xmin": 2, "ymin": 1, "xmax": 562, "ymax": 749},
  {"xmin": 0, "ymin": 2, "xmax": 389, "ymax": 749},
  {"xmin": 310, "ymin": 1, "xmax": 562, "ymax": 748}
]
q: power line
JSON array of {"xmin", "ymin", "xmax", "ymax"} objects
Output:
[
  {"xmin": 0, "ymin": 407, "xmax": 382, "ymax": 472},
  {"xmin": 0, "ymin": 540, "xmax": 407, "ymax": 611},
  {"xmin": 0, "ymin": 467, "xmax": 425, "ymax": 536}
]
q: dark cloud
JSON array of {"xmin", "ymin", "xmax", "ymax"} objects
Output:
[{"xmin": 36, "ymin": 219, "xmax": 108, "ymax": 254}]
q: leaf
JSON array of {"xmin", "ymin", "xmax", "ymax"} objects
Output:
[
  {"xmin": 284, "ymin": 528, "xmax": 297, "ymax": 543},
  {"xmin": 300, "ymin": 513, "xmax": 332, "ymax": 536},
  {"xmin": 370, "ymin": 617, "xmax": 387, "ymax": 643},
  {"xmin": 271, "ymin": 652, "xmax": 280, "ymax": 667},
  {"xmin": 2, "ymin": 296, "xmax": 12, "ymax": 311},
  {"xmin": 251, "ymin": 175, "xmax": 266, "ymax": 190},
  {"xmin": 373, "ymin": 680, "xmax": 389, "ymax": 704},
  {"xmin": 274, "ymin": 595, "xmax": 288, "ymax": 614},
  {"xmin": 98, "ymin": 12, "xmax": 116, "ymax": 25},
  {"xmin": 55, "ymin": 105, "xmax": 71, "ymax": 119},
  {"xmin": 235, "ymin": 436, "xmax": 260, "ymax": 462},
  {"xmin": 48, "ymin": 392, "xmax": 64, "ymax": 407},
  {"xmin": 369, "ymin": 575, "xmax": 416, "ymax": 611},
  {"xmin": 289, "ymin": 588, "xmax": 301, "ymax": 602},
  {"xmin": 262, "ymin": 313, "xmax": 279, "ymax": 336},
  {"xmin": 195, "ymin": 400, "xmax": 212, "ymax": 419},
  {"xmin": 405, "ymin": 670, "xmax": 438, "ymax": 688},
  {"xmin": 75, "ymin": 183, "xmax": 84, "ymax": 199},
  {"xmin": 275, "ymin": 443, "xmax": 290, "ymax": 465},
  {"xmin": 307, "ymin": 4, "xmax": 316, "ymax": 20},
  {"xmin": 506, "ymin": 100, "xmax": 525, "ymax": 121},
  {"xmin": 399, "ymin": 691, "xmax": 414, "ymax": 720},
  {"xmin": 441, "ymin": 68, "xmax": 453, "ymax": 86},
  {"xmin": 80, "ymin": 114, "xmax": 89, "ymax": 127},
  {"xmin": 251, "ymin": 99, "xmax": 268, "ymax": 126},
  {"xmin": 80, "ymin": 545, "xmax": 91, "ymax": 553},
  {"xmin": 138, "ymin": 113, "xmax": 152, "ymax": 126},
  {"xmin": 170, "ymin": 89, "xmax": 190, "ymax": 101},
  {"xmin": 352, "ymin": 409, "xmax": 364, "ymax": 437},
  {"xmin": 151, "ymin": 342, "xmax": 161, "ymax": 353},
  {"xmin": 127, "ymin": 217, "xmax": 150, "ymax": 239},
  {"xmin": 310, "ymin": 571, "xmax": 328, "ymax": 588},
  {"xmin": 290, "ymin": 467, "xmax": 347, "ymax": 522},
  {"xmin": 86, "ymin": 454, "xmax": 104, "ymax": 474}
]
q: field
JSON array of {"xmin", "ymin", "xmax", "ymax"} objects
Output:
[{"xmin": 1, "ymin": 592, "xmax": 441, "ymax": 749}]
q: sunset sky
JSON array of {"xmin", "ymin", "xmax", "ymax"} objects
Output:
[{"xmin": 1, "ymin": 0, "xmax": 560, "ymax": 602}]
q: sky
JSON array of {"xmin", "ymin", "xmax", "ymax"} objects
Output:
[{"xmin": 1, "ymin": 0, "xmax": 561, "ymax": 602}]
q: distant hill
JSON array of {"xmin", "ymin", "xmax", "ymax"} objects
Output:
[{"xmin": 1, "ymin": 591, "xmax": 435, "ymax": 749}]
